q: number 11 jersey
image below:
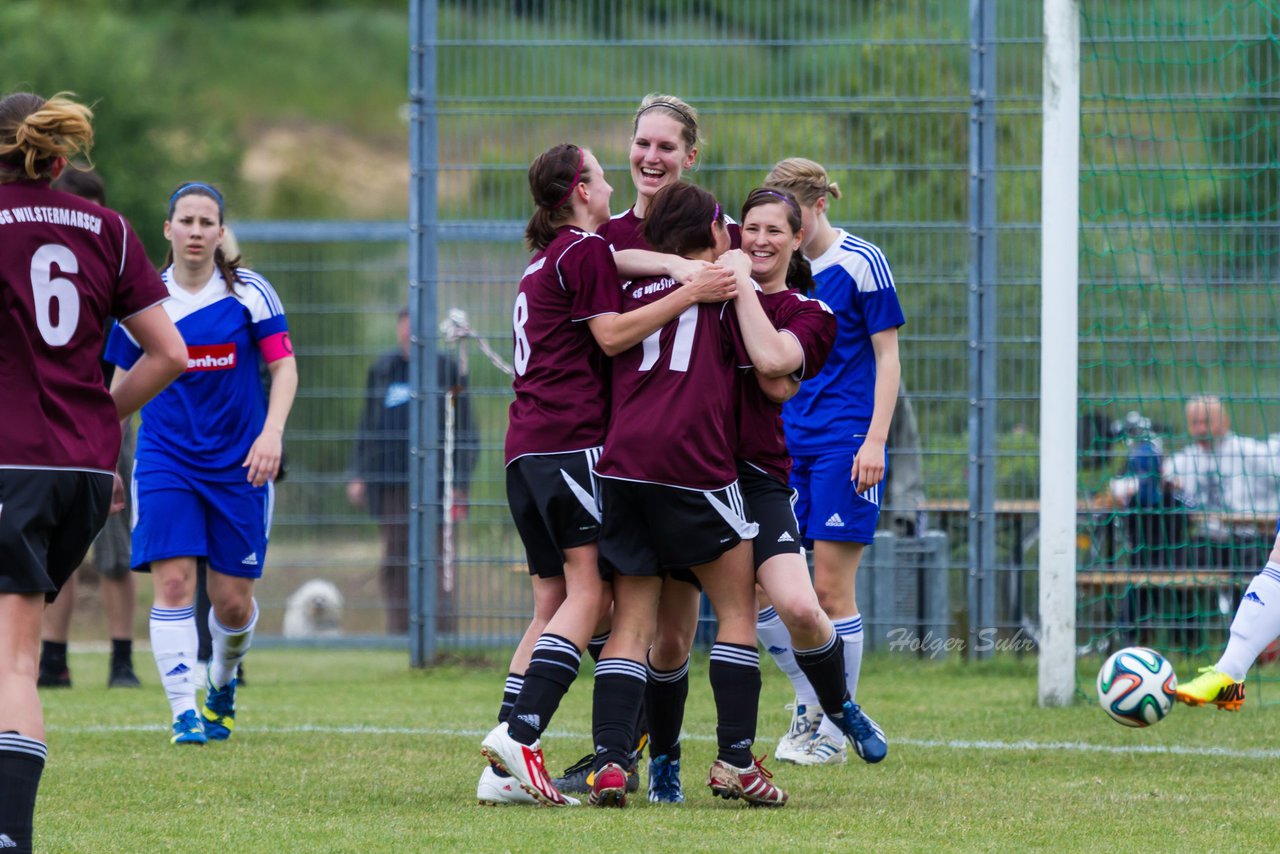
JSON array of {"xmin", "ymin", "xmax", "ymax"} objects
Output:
[{"xmin": 594, "ymin": 275, "xmax": 752, "ymax": 491}]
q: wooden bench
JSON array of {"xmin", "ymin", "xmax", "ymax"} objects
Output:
[{"xmin": 1076, "ymin": 570, "xmax": 1248, "ymax": 592}]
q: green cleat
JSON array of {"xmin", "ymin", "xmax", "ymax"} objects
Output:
[{"xmin": 1175, "ymin": 667, "xmax": 1244, "ymax": 711}]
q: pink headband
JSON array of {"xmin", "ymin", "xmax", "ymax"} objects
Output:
[{"xmin": 554, "ymin": 148, "xmax": 585, "ymax": 209}]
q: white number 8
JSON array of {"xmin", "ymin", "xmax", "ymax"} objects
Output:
[
  {"xmin": 31, "ymin": 244, "xmax": 81, "ymax": 347},
  {"xmin": 512, "ymin": 291, "xmax": 530, "ymax": 376}
]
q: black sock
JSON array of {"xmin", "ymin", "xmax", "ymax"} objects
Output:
[
  {"xmin": 644, "ymin": 654, "xmax": 689, "ymax": 762},
  {"xmin": 708, "ymin": 642, "xmax": 761, "ymax": 768},
  {"xmin": 591, "ymin": 658, "xmax": 647, "ymax": 769},
  {"xmin": 586, "ymin": 632, "xmax": 609, "ymax": 663},
  {"xmin": 793, "ymin": 630, "xmax": 849, "ymax": 717},
  {"xmin": 0, "ymin": 732, "xmax": 48, "ymax": 853},
  {"xmin": 507, "ymin": 634, "xmax": 582, "ymax": 746},
  {"xmin": 498, "ymin": 673, "xmax": 524, "ymax": 725},
  {"xmin": 110, "ymin": 638, "xmax": 133, "ymax": 667},
  {"xmin": 39, "ymin": 641, "xmax": 67, "ymax": 673}
]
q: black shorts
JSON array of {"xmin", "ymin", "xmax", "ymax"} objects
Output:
[
  {"xmin": 0, "ymin": 468, "xmax": 113, "ymax": 601},
  {"xmin": 598, "ymin": 478, "xmax": 758, "ymax": 579},
  {"xmin": 506, "ymin": 449, "xmax": 602, "ymax": 579},
  {"xmin": 738, "ymin": 462, "xmax": 804, "ymax": 570}
]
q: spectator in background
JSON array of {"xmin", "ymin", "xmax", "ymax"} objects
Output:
[
  {"xmin": 346, "ymin": 306, "xmax": 478, "ymax": 635},
  {"xmin": 1163, "ymin": 395, "xmax": 1280, "ymax": 539},
  {"xmin": 37, "ymin": 167, "xmax": 144, "ymax": 690}
]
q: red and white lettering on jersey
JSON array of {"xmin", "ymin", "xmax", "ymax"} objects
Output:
[{"xmin": 186, "ymin": 343, "xmax": 236, "ymax": 371}]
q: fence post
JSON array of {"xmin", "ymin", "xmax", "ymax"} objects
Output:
[{"xmin": 408, "ymin": 0, "xmax": 441, "ymax": 668}]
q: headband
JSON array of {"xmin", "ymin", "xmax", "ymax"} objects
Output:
[
  {"xmin": 758, "ymin": 189, "xmax": 801, "ymax": 216},
  {"xmin": 635, "ymin": 101, "xmax": 695, "ymax": 128},
  {"xmin": 169, "ymin": 181, "xmax": 224, "ymax": 214},
  {"xmin": 553, "ymin": 148, "xmax": 585, "ymax": 209},
  {"xmin": 711, "ymin": 202, "xmax": 721, "ymax": 225}
]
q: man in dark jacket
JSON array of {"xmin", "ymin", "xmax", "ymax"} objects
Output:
[{"xmin": 346, "ymin": 307, "xmax": 478, "ymax": 634}]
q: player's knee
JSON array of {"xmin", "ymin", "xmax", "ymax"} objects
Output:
[
  {"xmin": 650, "ymin": 627, "xmax": 693, "ymax": 668},
  {"xmin": 157, "ymin": 576, "xmax": 192, "ymax": 608},
  {"xmin": 776, "ymin": 596, "xmax": 827, "ymax": 638}
]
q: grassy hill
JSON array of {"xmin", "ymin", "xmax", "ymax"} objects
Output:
[{"xmin": 1, "ymin": 1, "xmax": 410, "ymax": 256}]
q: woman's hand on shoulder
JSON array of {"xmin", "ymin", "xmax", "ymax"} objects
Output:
[
  {"xmin": 717, "ymin": 248, "xmax": 753, "ymax": 282},
  {"xmin": 667, "ymin": 256, "xmax": 711, "ymax": 284},
  {"xmin": 682, "ymin": 263, "xmax": 737, "ymax": 303}
]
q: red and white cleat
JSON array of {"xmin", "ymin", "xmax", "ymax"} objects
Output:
[
  {"xmin": 480, "ymin": 723, "xmax": 579, "ymax": 806},
  {"xmin": 587, "ymin": 761, "xmax": 629, "ymax": 808},
  {"xmin": 707, "ymin": 755, "xmax": 789, "ymax": 807}
]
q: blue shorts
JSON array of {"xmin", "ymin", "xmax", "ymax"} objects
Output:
[
  {"xmin": 790, "ymin": 440, "xmax": 884, "ymax": 545},
  {"xmin": 131, "ymin": 466, "xmax": 274, "ymax": 578}
]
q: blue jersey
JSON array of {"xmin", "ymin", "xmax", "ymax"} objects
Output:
[
  {"xmin": 782, "ymin": 229, "xmax": 904, "ymax": 453},
  {"xmin": 106, "ymin": 266, "xmax": 289, "ymax": 480}
]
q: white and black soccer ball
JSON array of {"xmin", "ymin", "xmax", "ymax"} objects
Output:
[{"xmin": 1096, "ymin": 646, "xmax": 1177, "ymax": 727}]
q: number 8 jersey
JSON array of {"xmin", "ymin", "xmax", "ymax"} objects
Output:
[
  {"xmin": 505, "ymin": 225, "xmax": 621, "ymax": 465},
  {"xmin": 0, "ymin": 179, "xmax": 168, "ymax": 474}
]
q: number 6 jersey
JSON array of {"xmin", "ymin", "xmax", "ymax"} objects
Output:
[{"xmin": 0, "ymin": 179, "xmax": 168, "ymax": 474}]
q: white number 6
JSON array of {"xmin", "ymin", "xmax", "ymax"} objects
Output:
[{"xmin": 31, "ymin": 244, "xmax": 80, "ymax": 347}]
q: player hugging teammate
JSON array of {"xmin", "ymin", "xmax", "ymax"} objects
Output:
[{"xmin": 478, "ymin": 94, "xmax": 905, "ymax": 809}]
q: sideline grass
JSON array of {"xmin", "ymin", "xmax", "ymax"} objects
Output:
[{"xmin": 36, "ymin": 649, "xmax": 1280, "ymax": 852}]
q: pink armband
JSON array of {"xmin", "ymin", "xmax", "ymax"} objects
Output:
[{"xmin": 259, "ymin": 331, "xmax": 294, "ymax": 363}]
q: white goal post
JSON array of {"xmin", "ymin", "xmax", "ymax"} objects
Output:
[{"xmin": 1038, "ymin": 0, "xmax": 1080, "ymax": 706}]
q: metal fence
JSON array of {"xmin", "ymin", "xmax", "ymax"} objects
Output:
[{"xmin": 233, "ymin": 1, "xmax": 1280, "ymax": 670}]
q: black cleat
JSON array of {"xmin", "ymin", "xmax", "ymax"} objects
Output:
[
  {"xmin": 37, "ymin": 667, "xmax": 71, "ymax": 689},
  {"xmin": 108, "ymin": 660, "xmax": 142, "ymax": 688}
]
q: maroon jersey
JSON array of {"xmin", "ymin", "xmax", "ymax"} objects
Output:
[
  {"xmin": 598, "ymin": 205, "xmax": 741, "ymax": 253},
  {"xmin": 505, "ymin": 226, "xmax": 621, "ymax": 463},
  {"xmin": 0, "ymin": 180, "xmax": 168, "ymax": 473},
  {"xmin": 736, "ymin": 289, "xmax": 837, "ymax": 482},
  {"xmin": 595, "ymin": 275, "xmax": 751, "ymax": 490}
]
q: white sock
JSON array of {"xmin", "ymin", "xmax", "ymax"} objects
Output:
[
  {"xmin": 817, "ymin": 615, "xmax": 865, "ymax": 740},
  {"xmin": 1216, "ymin": 566, "xmax": 1280, "ymax": 682},
  {"xmin": 835, "ymin": 614, "xmax": 864, "ymax": 701},
  {"xmin": 756, "ymin": 607, "xmax": 818, "ymax": 708},
  {"xmin": 150, "ymin": 605, "xmax": 198, "ymax": 719},
  {"xmin": 210, "ymin": 599, "xmax": 259, "ymax": 690}
]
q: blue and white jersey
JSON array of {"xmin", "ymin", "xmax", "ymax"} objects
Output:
[
  {"xmin": 106, "ymin": 266, "xmax": 291, "ymax": 480},
  {"xmin": 782, "ymin": 229, "xmax": 904, "ymax": 453}
]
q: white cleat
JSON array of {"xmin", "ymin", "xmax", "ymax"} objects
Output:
[
  {"xmin": 480, "ymin": 723, "xmax": 579, "ymax": 806},
  {"xmin": 774, "ymin": 702, "xmax": 824, "ymax": 764},
  {"xmin": 790, "ymin": 732, "xmax": 848, "ymax": 766},
  {"xmin": 477, "ymin": 764, "xmax": 539, "ymax": 805}
]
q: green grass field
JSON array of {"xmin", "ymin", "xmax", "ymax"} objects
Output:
[{"xmin": 35, "ymin": 648, "xmax": 1280, "ymax": 852}]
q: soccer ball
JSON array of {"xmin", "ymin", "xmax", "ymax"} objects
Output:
[{"xmin": 1096, "ymin": 646, "xmax": 1177, "ymax": 727}]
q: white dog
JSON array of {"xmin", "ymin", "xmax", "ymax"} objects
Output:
[{"xmin": 282, "ymin": 579, "xmax": 344, "ymax": 638}]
